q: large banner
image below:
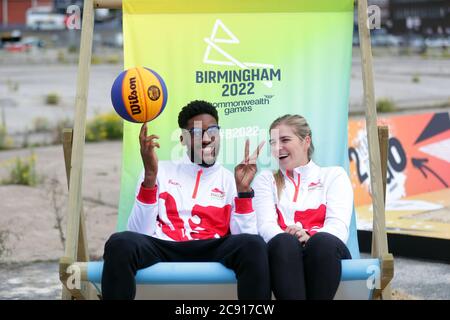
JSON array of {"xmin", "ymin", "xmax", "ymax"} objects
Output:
[
  {"xmin": 117, "ymin": 0, "xmax": 354, "ymax": 230},
  {"xmin": 349, "ymin": 112, "xmax": 450, "ymax": 206},
  {"xmin": 349, "ymin": 111, "xmax": 450, "ymax": 240}
]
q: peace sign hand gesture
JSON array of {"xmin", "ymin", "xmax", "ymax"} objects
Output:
[{"xmin": 234, "ymin": 139, "xmax": 265, "ymax": 193}]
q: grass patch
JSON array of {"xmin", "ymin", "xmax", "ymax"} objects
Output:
[
  {"xmin": 376, "ymin": 98, "xmax": 396, "ymax": 113},
  {"xmin": 67, "ymin": 45, "xmax": 78, "ymax": 54},
  {"xmin": 45, "ymin": 93, "xmax": 60, "ymax": 105},
  {"xmin": 91, "ymin": 55, "xmax": 102, "ymax": 65},
  {"xmin": 105, "ymin": 54, "xmax": 121, "ymax": 64},
  {"xmin": 1, "ymin": 153, "xmax": 38, "ymax": 186},
  {"xmin": 0, "ymin": 126, "xmax": 14, "ymax": 150},
  {"xmin": 412, "ymin": 74, "xmax": 420, "ymax": 83},
  {"xmin": 86, "ymin": 112, "xmax": 123, "ymax": 142},
  {"xmin": 57, "ymin": 50, "xmax": 66, "ymax": 63},
  {"xmin": 90, "ymin": 54, "xmax": 121, "ymax": 65}
]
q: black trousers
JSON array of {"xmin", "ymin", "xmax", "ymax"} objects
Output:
[
  {"xmin": 102, "ymin": 231, "xmax": 271, "ymax": 300},
  {"xmin": 268, "ymin": 232, "xmax": 352, "ymax": 300}
]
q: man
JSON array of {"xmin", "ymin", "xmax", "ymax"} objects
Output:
[{"xmin": 102, "ymin": 100, "xmax": 269, "ymax": 300}]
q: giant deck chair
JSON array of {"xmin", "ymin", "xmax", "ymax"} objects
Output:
[{"xmin": 59, "ymin": 0, "xmax": 394, "ymax": 300}]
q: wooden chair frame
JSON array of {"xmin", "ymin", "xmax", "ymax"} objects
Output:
[{"xmin": 59, "ymin": 0, "xmax": 394, "ymax": 300}]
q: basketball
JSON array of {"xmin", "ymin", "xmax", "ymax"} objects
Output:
[{"xmin": 111, "ymin": 67, "xmax": 168, "ymax": 123}]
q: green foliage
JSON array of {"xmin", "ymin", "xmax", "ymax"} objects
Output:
[
  {"xmin": 57, "ymin": 50, "xmax": 66, "ymax": 63},
  {"xmin": 67, "ymin": 45, "xmax": 78, "ymax": 54},
  {"xmin": 442, "ymin": 50, "xmax": 450, "ymax": 59},
  {"xmin": 91, "ymin": 55, "xmax": 102, "ymax": 65},
  {"xmin": 86, "ymin": 112, "xmax": 123, "ymax": 142},
  {"xmin": 1, "ymin": 153, "xmax": 38, "ymax": 186},
  {"xmin": 0, "ymin": 126, "xmax": 13, "ymax": 150},
  {"xmin": 376, "ymin": 98, "xmax": 396, "ymax": 113},
  {"xmin": 45, "ymin": 93, "xmax": 60, "ymax": 105},
  {"xmin": 105, "ymin": 54, "xmax": 121, "ymax": 64}
]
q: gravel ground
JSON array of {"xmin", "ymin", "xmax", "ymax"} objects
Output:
[
  {"xmin": 0, "ymin": 142, "xmax": 120, "ymax": 264},
  {"xmin": 0, "ymin": 261, "xmax": 61, "ymax": 300}
]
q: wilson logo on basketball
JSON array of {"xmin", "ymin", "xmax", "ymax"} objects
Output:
[
  {"xmin": 128, "ymin": 77, "xmax": 142, "ymax": 115},
  {"xmin": 111, "ymin": 67, "xmax": 167, "ymax": 123},
  {"xmin": 147, "ymin": 85, "xmax": 161, "ymax": 101}
]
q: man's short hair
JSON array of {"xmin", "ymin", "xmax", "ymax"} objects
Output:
[{"xmin": 177, "ymin": 100, "xmax": 219, "ymax": 129}]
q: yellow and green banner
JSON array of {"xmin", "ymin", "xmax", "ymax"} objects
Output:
[{"xmin": 117, "ymin": 0, "xmax": 354, "ymax": 231}]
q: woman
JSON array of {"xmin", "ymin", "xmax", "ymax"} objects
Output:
[{"xmin": 253, "ymin": 114, "xmax": 353, "ymax": 300}]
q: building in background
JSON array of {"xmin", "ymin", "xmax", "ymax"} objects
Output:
[
  {"xmin": 1, "ymin": 0, "xmax": 52, "ymax": 27},
  {"xmin": 370, "ymin": 0, "xmax": 391, "ymax": 28},
  {"xmin": 1, "ymin": 0, "xmax": 118, "ymax": 29},
  {"xmin": 354, "ymin": 1, "xmax": 390, "ymax": 30},
  {"xmin": 355, "ymin": 0, "xmax": 450, "ymax": 35},
  {"xmin": 390, "ymin": 0, "xmax": 450, "ymax": 35},
  {"xmin": 53, "ymin": 0, "xmax": 82, "ymax": 14}
]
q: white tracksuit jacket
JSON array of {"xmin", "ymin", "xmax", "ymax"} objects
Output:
[
  {"xmin": 127, "ymin": 154, "xmax": 257, "ymax": 241},
  {"xmin": 252, "ymin": 160, "xmax": 353, "ymax": 244}
]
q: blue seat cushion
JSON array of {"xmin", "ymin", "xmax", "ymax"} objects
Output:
[{"xmin": 87, "ymin": 259, "xmax": 380, "ymax": 284}]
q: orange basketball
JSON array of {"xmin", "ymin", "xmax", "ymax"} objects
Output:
[{"xmin": 111, "ymin": 67, "xmax": 168, "ymax": 123}]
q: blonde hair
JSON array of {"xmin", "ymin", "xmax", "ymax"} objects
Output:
[{"xmin": 270, "ymin": 114, "xmax": 314, "ymax": 200}]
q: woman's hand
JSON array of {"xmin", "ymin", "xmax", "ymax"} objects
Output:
[
  {"xmin": 234, "ymin": 139, "xmax": 265, "ymax": 193},
  {"xmin": 285, "ymin": 223, "xmax": 310, "ymax": 245},
  {"xmin": 139, "ymin": 122, "xmax": 160, "ymax": 188}
]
